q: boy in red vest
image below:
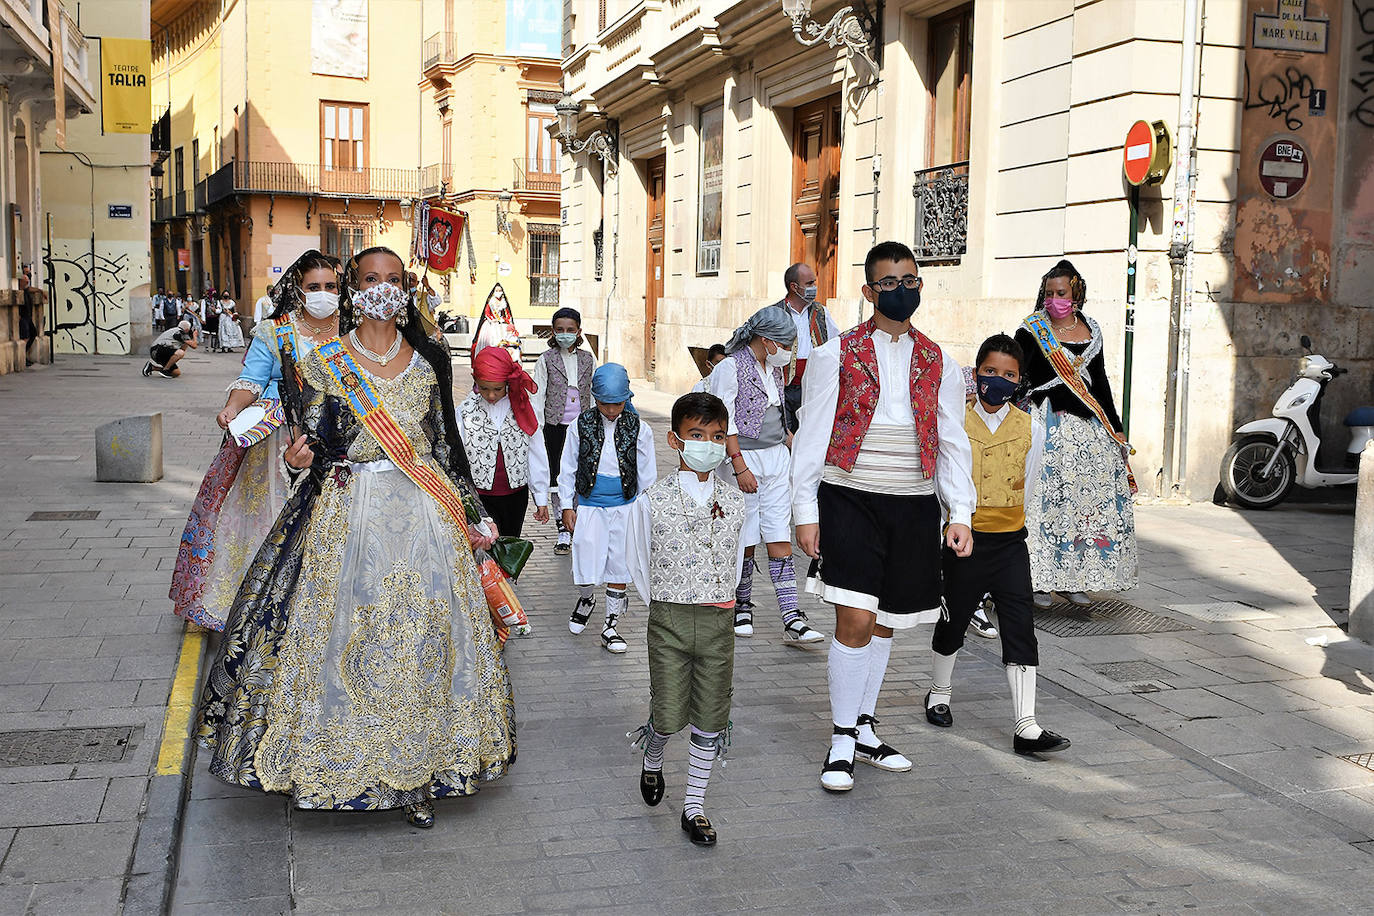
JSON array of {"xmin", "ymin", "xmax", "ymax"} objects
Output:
[{"xmin": 792, "ymin": 240, "xmax": 977, "ymax": 792}]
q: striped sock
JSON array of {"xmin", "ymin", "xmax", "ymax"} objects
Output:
[
  {"xmin": 735, "ymin": 555, "xmax": 755, "ymax": 606},
  {"xmin": 683, "ymin": 727, "xmax": 717, "ymax": 820},
  {"xmin": 643, "ymin": 726, "xmax": 670, "ymax": 772},
  {"xmin": 769, "ymin": 555, "xmax": 800, "ymax": 627}
]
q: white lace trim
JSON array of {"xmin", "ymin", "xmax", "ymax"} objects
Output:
[{"xmin": 226, "ymin": 378, "xmax": 264, "ymax": 396}]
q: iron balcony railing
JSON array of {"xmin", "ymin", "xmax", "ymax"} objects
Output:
[
  {"xmin": 202, "ymin": 161, "xmax": 424, "ymax": 208},
  {"xmin": 194, "ymin": 179, "xmax": 207, "ymax": 212},
  {"xmin": 912, "ymin": 160, "xmax": 970, "ymax": 262},
  {"xmin": 422, "ymin": 32, "xmax": 460, "ymax": 71},
  {"xmin": 420, "ymin": 163, "xmax": 449, "ymax": 199},
  {"xmin": 154, "ymin": 196, "xmax": 173, "ymax": 222},
  {"xmin": 175, "ymin": 190, "xmax": 191, "ymax": 217},
  {"xmin": 513, "ymin": 157, "xmax": 559, "ymax": 193}
]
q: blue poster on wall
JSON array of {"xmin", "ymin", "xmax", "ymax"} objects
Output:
[{"xmin": 506, "ymin": 0, "xmax": 560, "ymax": 57}]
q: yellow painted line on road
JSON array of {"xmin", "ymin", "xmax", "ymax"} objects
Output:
[{"xmin": 156, "ymin": 625, "xmax": 207, "ymax": 776}]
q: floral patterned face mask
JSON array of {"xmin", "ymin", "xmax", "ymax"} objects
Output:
[{"xmin": 352, "ymin": 282, "xmax": 407, "ymax": 322}]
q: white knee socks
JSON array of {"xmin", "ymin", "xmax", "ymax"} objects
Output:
[
  {"xmin": 1007, "ymin": 664, "xmax": 1043, "ymax": 738},
  {"xmin": 827, "ymin": 639, "xmax": 869, "ymax": 760},
  {"xmin": 928, "ymin": 649, "xmax": 959, "ymax": 708},
  {"xmin": 857, "ymin": 635, "xmax": 892, "ymax": 745}
]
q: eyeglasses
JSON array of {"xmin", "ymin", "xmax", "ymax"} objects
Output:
[{"xmin": 868, "ymin": 276, "xmax": 923, "ymax": 292}]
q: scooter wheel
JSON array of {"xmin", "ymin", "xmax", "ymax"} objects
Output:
[{"xmin": 1219, "ymin": 435, "xmax": 1295, "ymax": 510}]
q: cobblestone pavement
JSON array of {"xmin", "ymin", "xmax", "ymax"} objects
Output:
[{"xmin": 3, "ymin": 353, "xmax": 1373, "ymax": 914}]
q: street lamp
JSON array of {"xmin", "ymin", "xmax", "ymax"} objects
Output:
[
  {"xmin": 779, "ymin": 0, "xmax": 880, "ymax": 80},
  {"xmin": 151, "ymin": 163, "xmax": 164, "ymax": 199},
  {"xmin": 553, "ymin": 93, "xmax": 618, "ymax": 174},
  {"xmin": 496, "ymin": 189, "xmax": 513, "ymax": 235},
  {"xmin": 399, "ymin": 197, "xmax": 413, "ymax": 222}
]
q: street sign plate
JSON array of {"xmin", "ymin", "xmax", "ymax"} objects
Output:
[
  {"xmin": 1258, "ymin": 137, "xmax": 1309, "ymax": 200},
  {"xmin": 1123, "ymin": 119, "xmax": 1171, "ymax": 187},
  {"xmin": 107, "ymin": 204, "xmax": 133, "ymax": 219}
]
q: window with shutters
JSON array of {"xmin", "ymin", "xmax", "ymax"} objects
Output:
[
  {"xmin": 320, "ymin": 101, "xmax": 368, "ymax": 172},
  {"xmin": 321, "ymin": 216, "xmax": 372, "ymax": 264}
]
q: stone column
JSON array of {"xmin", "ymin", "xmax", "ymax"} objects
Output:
[{"xmin": 1350, "ymin": 440, "xmax": 1374, "ymax": 644}]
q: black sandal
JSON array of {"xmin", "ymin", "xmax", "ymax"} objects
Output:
[
  {"xmin": 820, "ymin": 725, "xmax": 858, "ymax": 792},
  {"xmin": 568, "ymin": 597, "xmax": 594, "ymax": 635}
]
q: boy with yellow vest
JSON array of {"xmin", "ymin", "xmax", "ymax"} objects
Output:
[{"xmin": 926, "ymin": 334, "xmax": 1070, "ymax": 755}]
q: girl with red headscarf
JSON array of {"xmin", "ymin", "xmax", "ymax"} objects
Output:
[{"xmin": 459, "ymin": 345, "xmax": 550, "ymax": 539}]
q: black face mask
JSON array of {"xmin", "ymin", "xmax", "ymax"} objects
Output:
[{"xmin": 874, "ymin": 285, "xmax": 921, "ymax": 322}]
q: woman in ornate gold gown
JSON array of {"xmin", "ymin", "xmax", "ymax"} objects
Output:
[{"xmin": 197, "ymin": 247, "xmax": 515, "ymax": 827}]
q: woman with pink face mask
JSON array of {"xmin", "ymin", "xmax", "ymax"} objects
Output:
[{"xmin": 1013, "ymin": 259, "xmax": 1137, "ymax": 610}]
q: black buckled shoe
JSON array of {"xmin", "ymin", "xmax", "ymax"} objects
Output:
[
  {"xmin": 681, "ymin": 810, "xmax": 717, "ymax": 846},
  {"xmin": 404, "ymin": 801, "xmax": 435, "ymax": 828},
  {"xmin": 1014, "ymin": 730, "xmax": 1071, "ymax": 756},
  {"xmin": 820, "ymin": 725, "xmax": 858, "ymax": 792},
  {"xmin": 640, "ymin": 768, "xmax": 664, "ymax": 806},
  {"xmin": 924, "ymin": 690, "xmax": 953, "ymax": 728}
]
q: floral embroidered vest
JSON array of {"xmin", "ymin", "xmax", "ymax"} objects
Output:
[
  {"xmin": 965, "ymin": 403, "xmax": 1031, "ymax": 533},
  {"xmin": 825, "ymin": 319, "xmax": 942, "ymax": 474},
  {"xmin": 732, "ymin": 352, "xmax": 788, "ymax": 441},
  {"xmin": 575, "ymin": 406, "xmax": 640, "ymax": 499},
  {"xmin": 644, "ymin": 475, "xmax": 745, "ymax": 604},
  {"xmin": 541, "ymin": 348, "xmax": 595, "ymax": 426},
  {"xmin": 460, "ymin": 393, "xmax": 530, "ymax": 491}
]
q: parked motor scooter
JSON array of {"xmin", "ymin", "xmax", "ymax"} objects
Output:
[{"xmin": 1219, "ymin": 335, "xmax": 1374, "ymax": 509}]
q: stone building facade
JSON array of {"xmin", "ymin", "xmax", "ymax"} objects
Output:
[{"xmin": 557, "ymin": 0, "xmax": 1373, "ymax": 499}]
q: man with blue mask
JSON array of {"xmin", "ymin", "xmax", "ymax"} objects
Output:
[
  {"xmin": 534, "ymin": 307, "xmax": 599, "ymax": 555},
  {"xmin": 792, "ymin": 240, "xmax": 976, "ymax": 792},
  {"xmin": 779, "ymin": 262, "xmax": 838, "ymax": 433}
]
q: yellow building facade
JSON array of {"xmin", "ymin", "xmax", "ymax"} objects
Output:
[
  {"xmin": 418, "ymin": 0, "xmax": 562, "ymax": 333},
  {"xmin": 41, "ymin": 0, "xmax": 153, "ymax": 357},
  {"xmin": 150, "ymin": 0, "xmax": 423, "ymax": 310}
]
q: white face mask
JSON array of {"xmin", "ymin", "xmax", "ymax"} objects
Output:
[
  {"xmin": 678, "ymin": 439, "xmax": 726, "ymax": 473},
  {"xmin": 302, "ymin": 290, "xmax": 338, "ymax": 319},
  {"xmin": 765, "ymin": 344, "xmax": 793, "ymax": 368}
]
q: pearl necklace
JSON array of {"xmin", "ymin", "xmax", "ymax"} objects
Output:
[{"xmin": 348, "ymin": 328, "xmax": 402, "ymax": 366}]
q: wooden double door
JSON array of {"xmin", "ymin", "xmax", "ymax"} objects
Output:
[
  {"xmin": 791, "ymin": 94, "xmax": 842, "ymax": 303},
  {"xmin": 645, "ymin": 154, "xmax": 666, "ymax": 379}
]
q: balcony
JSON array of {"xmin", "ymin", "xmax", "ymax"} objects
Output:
[
  {"xmin": 194, "ymin": 179, "xmax": 207, "ymax": 212},
  {"xmin": 201, "ymin": 161, "xmax": 424, "ymax": 208},
  {"xmin": 420, "ymin": 163, "xmax": 448, "ymax": 199},
  {"xmin": 422, "ymin": 32, "xmax": 460, "ymax": 72},
  {"xmin": 153, "ymin": 196, "xmax": 173, "ymax": 222},
  {"xmin": 912, "ymin": 161, "xmax": 969, "ymax": 263},
  {"xmin": 175, "ymin": 191, "xmax": 190, "ymax": 217},
  {"xmin": 513, "ymin": 158, "xmax": 559, "ymax": 193}
]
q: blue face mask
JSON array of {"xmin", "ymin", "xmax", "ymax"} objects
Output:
[
  {"xmin": 554, "ymin": 332, "xmax": 579, "ymax": 349},
  {"xmin": 977, "ymin": 374, "xmax": 1019, "ymax": 407}
]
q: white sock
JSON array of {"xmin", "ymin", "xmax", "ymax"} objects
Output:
[
  {"xmin": 857, "ymin": 635, "xmax": 892, "ymax": 745},
  {"xmin": 683, "ymin": 727, "xmax": 716, "ymax": 819},
  {"xmin": 605, "ymin": 587, "xmax": 627, "ymax": 624},
  {"xmin": 577, "ymin": 584, "xmax": 594, "ymax": 603},
  {"xmin": 827, "ymin": 639, "xmax": 869, "ymax": 761},
  {"xmin": 642, "ymin": 726, "xmax": 669, "ymax": 772},
  {"xmin": 1007, "ymin": 664, "xmax": 1043, "ymax": 738},
  {"xmin": 928, "ymin": 649, "xmax": 959, "ymax": 707}
]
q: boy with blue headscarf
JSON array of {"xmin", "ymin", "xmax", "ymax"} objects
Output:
[{"xmin": 558, "ymin": 364, "xmax": 658, "ymax": 653}]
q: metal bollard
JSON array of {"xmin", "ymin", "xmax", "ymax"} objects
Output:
[{"xmin": 1350, "ymin": 440, "xmax": 1374, "ymax": 643}]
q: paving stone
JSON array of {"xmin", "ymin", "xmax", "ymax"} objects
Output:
[
  {"xmin": 0, "ymin": 822, "xmax": 137, "ymax": 883},
  {"xmin": 0, "ymin": 779, "xmax": 107, "ymax": 829}
]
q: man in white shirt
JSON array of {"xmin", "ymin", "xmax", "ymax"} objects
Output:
[
  {"xmin": 779, "ymin": 262, "xmax": 839, "ymax": 431},
  {"xmin": 252, "ymin": 284, "xmax": 274, "ymax": 330},
  {"xmin": 792, "ymin": 240, "xmax": 976, "ymax": 793}
]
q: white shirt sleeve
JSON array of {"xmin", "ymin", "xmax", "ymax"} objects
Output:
[
  {"xmin": 527, "ymin": 423, "xmax": 550, "ymax": 507},
  {"xmin": 530, "ymin": 354, "xmax": 549, "ymax": 424},
  {"xmin": 790, "ymin": 337, "xmax": 841, "ymax": 527},
  {"xmin": 558, "ymin": 421, "xmax": 579, "ymax": 504},
  {"xmin": 706, "ymin": 357, "xmax": 741, "ymax": 437},
  {"xmin": 626, "ymin": 493, "xmax": 653, "ymax": 606},
  {"xmin": 826, "ymin": 312, "xmax": 840, "ymax": 338},
  {"xmin": 1024, "ymin": 408, "xmax": 1045, "ymax": 501},
  {"xmin": 636, "ymin": 417, "xmax": 658, "ymax": 493},
  {"xmin": 936, "ymin": 350, "xmax": 977, "ymax": 529}
]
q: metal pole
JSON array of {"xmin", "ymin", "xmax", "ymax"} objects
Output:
[
  {"xmin": 1162, "ymin": 0, "xmax": 1199, "ymax": 497},
  {"xmin": 1175, "ymin": 0, "xmax": 1208, "ymax": 495},
  {"xmin": 1123, "ymin": 185, "xmax": 1139, "ymax": 440},
  {"xmin": 44, "ymin": 211, "xmax": 55, "ymax": 364}
]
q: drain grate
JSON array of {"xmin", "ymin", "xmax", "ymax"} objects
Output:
[
  {"xmin": 1165, "ymin": 601, "xmax": 1276, "ymax": 622},
  {"xmin": 0, "ymin": 727, "xmax": 133, "ymax": 767},
  {"xmin": 1034, "ymin": 599, "xmax": 1193, "ymax": 637},
  {"xmin": 1092, "ymin": 660, "xmax": 1176, "ymax": 682},
  {"xmin": 26, "ymin": 510, "xmax": 100, "ymax": 522},
  {"xmin": 1340, "ymin": 752, "xmax": 1374, "ymax": 772}
]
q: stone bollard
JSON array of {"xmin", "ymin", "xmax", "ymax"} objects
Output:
[
  {"xmin": 95, "ymin": 413, "xmax": 164, "ymax": 483},
  {"xmin": 1351, "ymin": 440, "xmax": 1374, "ymax": 644}
]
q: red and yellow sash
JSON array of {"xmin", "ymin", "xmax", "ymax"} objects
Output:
[{"xmin": 1024, "ymin": 313, "xmax": 1137, "ymax": 495}]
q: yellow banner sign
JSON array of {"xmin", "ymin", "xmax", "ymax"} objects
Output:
[{"xmin": 101, "ymin": 37, "xmax": 152, "ymax": 134}]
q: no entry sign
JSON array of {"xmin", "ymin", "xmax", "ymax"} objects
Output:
[
  {"xmin": 1258, "ymin": 138, "xmax": 1309, "ymax": 200},
  {"xmin": 1122, "ymin": 120, "xmax": 1171, "ymax": 187}
]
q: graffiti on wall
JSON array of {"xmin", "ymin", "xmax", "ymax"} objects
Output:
[
  {"xmin": 47, "ymin": 240, "xmax": 133, "ymax": 354},
  {"xmin": 1244, "ymin": 62, "xmax": 1318, "ymax": 130},
  {"xmin": 1354, "ymin": 0, "xmax": 1374, "ymax": 127}
]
